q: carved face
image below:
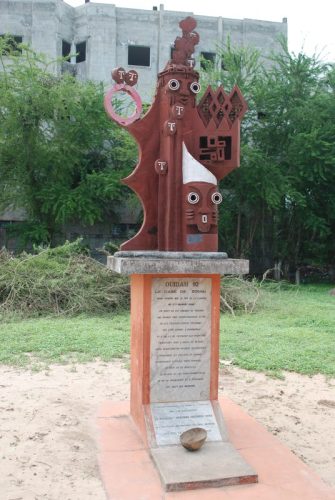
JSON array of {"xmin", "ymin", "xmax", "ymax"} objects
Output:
[
  {"xmin": 162, "ymin": 72, "xmax": 201, "ymax": 107},
  {"xmin": 184, "ymin": 182, "xmax": 222, "ymax": 233}
]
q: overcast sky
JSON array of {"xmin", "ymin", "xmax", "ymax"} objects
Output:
[{"xmin": 66, "ymin": 0, "xmax": 335, "ymax": 62}]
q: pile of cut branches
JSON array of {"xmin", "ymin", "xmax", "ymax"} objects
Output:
[
  {"xmin": 0, "ymin": 241, "xmax": 130, "ymax": 318},
  {"xmin": 220, "ymin": 277, "xmax": 261, "ymax": 315},
  {"xmin": 0, "ymin": 240, "xmax": 262, "ymax": 318}
]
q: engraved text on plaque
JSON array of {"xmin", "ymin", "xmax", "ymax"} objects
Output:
[{"xmin": 150, "ymin": 277, "xmax": 212, "ymax": 402}]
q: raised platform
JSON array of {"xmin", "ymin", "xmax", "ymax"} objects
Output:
[
  {"xmin": 97, "ymin": 397, "xmax": 335, "ymax": 499},
  {"xmin": 108, "ymin": 251, "xmax": 249, "ymax": 275},
  {"xmin": 151, "ymin": 442, "xmax": 257, "ymax": 492}
]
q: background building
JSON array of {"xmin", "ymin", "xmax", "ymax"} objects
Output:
[{"xmin": 0, "ymin": 0, "xmax": 287, "ymax": 100}]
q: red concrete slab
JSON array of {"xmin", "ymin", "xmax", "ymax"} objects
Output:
[
  {"xmin": 98, "ymin": 415, "xmax": 144, "ymax": 452},
  {"xmin": 97, "ymin": 398, "xmax": 335, "ymax": 499}
]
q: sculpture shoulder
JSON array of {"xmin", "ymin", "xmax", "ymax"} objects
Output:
[{"xmin": 127, "ymin": 99, "xmax": 161, "ymax": 143}]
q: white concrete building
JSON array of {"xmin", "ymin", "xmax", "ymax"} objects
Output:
[{"xmin": 0, "ymin": 0, "xmax": 287, "ymax": 101}]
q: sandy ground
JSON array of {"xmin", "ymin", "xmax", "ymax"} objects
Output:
[{"xmin": 0, "ymin": 360, "xmax": 334, "ymax": 500}]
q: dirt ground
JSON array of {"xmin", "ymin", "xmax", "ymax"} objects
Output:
[{"xmin": 0, "ymin": 360, "xmax": 334, "ymax": 500}]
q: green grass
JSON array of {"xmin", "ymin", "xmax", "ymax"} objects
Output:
[
  {"xmin": 0, "ymin": 284, "xmax": 334, "ymax": 376},
  {"xmin": 0, "ymin": 314, "xmax": 130, "ymax": 367},
  {"xmin": 220, "ymin": 284, "xmax": 335, "ymax": 376}
]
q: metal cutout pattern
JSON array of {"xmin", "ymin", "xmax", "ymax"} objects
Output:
[{"xmin": 104, "ymin": 16, "xmax": 247, "ymax": 252}]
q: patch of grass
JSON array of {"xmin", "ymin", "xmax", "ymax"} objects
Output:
[
  {"xmin": 220, "ymin": 284, "xmax": 335, "ymax": 376},
  {"xmin": 0, "ymin": 314, "xmax": 130, "ymax": 366},
  {"xmin": 0, "ymin": 284, "xmax": 334, "ymax": 376}
]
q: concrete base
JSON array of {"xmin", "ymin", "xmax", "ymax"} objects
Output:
[
  {"xmin": 108, "ymin": 252, "xmax": 249, "ymax": 275},
  {"xmin": 97, "ymin": 397, "xmax": 335, "ymax": 499},
  {"xmin": 151, "ymin": 442, "xmax": 257, "ymax": 492}
]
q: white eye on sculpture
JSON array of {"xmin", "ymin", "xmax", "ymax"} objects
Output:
[
  {"xmin": 187, "ymin": 192, "xmax": 200, "ymax": 204},
  {"xmin": 211, "ymin": 192, "xmax": 222, "ymax": 204},
  {"xmin": 168, "ymin": 79, "xmax": 180, "ymax": 90},
  {"xmin": 190, "ymin": 81, "xmax": 201, "ymax": 94}
]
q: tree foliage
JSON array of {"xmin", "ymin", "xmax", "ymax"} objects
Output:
[
  {"xmin": 0, "ymin": 37, "xmax": 137, "ymax": 244},
  {"xmin": 201, "ymin": 39, "xmax": 335, "ymax": 274},
  {"xmin": 1, "ymin": 37, "xmax": 334, "ymax": 274}
]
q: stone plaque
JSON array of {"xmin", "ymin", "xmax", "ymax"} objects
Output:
[
  {"xmin": 150, "ymin": 277, "xmax": 212, "ymax": 402},
  {"xmin": 151, "ymin": 401, "xmax": 222, "ymax": 446}
]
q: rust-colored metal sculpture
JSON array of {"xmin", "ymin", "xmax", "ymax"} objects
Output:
[{"xmin": 104, "ymin": 16, "xmax": 247, "ymax": 252}]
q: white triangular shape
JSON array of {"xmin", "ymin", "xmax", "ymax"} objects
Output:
[{"xmin": 182, "ymin": 143, "xmax": 217, "ymax": 185}]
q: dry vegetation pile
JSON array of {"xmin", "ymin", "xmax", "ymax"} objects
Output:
[
  {"xmin": 0, "ymin": 241, "xmax": 261, "ymax": 318},
  {"xmin": 219, "ymin": 276, "xmax": 261, "ymax": 315},
  {"xmin": 0, "ymin": 241, "xmax": 129, "ymax": 317}
]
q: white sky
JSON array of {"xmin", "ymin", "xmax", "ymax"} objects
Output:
[{"xmin": 65, "ymin": 0, "xmax": 335, "ymax": 62}]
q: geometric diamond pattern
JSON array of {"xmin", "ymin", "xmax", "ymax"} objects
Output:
[
  {"xmin": 197, "ymin": 87, "xmax": 216, "ymax": 127},
  {"xmin": 229, "ymin": 89, "xmax": 244, "ymax": 124},
  {"xmin": 197, "ymin": 85, "xmax": 247, "ymax": 128}
]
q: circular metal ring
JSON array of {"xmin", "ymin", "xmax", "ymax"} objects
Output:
[{"xmin": 104, "ymin": 83, "xmax": 142, "ymax": 126}]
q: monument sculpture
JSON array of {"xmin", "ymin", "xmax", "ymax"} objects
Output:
[
  {"xmin": 104, "ymin": 16, "xmax": 247, "ymax": 252},
  {"xmin": 105, "ymin": 17, "xmax": 256, "ymax": 492}
]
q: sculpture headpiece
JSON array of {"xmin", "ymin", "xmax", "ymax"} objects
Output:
[
  {"xmin": 163, "ymin": 16, "xmax": 199, "ymax": 70},
  {"xmin": 104, "ymin": 17, "xmax": 247, "ymax": 252}
]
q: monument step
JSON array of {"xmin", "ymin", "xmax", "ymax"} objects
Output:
[
  {"xmin": 151, "ymin": 441, "xmax": 257, "ymax": 492},
  {"xmin": 97, "ymin": 397, "xmax": 335, "ymax": 499}
]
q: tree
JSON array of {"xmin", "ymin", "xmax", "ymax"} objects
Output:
[
  {"xmin": 254, "ymin": 47, "xmax": 335, "ymax": 272},
  {"xmin": 0, "ymin": 37, "xmax": 137, "ymax": 245},
  {"xmin": 200, "ymin": 39, "xmax": 335, "ymax": 275}
]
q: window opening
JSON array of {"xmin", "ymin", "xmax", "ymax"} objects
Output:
[
  {"xmin": 128, "ymin": 46, "xmax": 150, "ymax": 67},
  {"xmin": 75, "ymin": 41, "xmax": 86, "ymax": 63},
  {"xmin": 62, "ymin": 40, "xmax": 71, "ymax": 59},
  {"xmin": 0, "ymin": 34, "xmax": 23, "ymax": 55},
  {"xmin": 200, "ymin": 51, "xmax": 216, "ymax": 69}
]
